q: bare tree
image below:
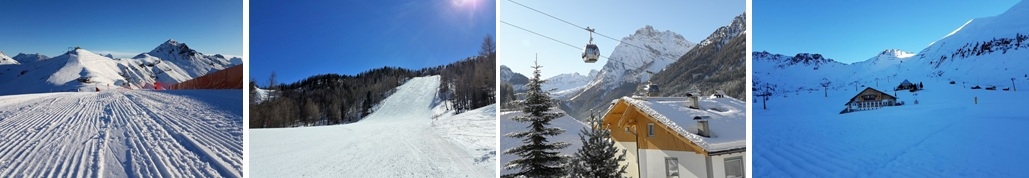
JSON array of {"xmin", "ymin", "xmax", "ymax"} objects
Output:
[
  {"xmin": 480, "ymin": 34, "xmax": 496, "ymax": 57},
  {"xmin": 268, "ymin": 71, "xmax": 278, "ymax": 89}
]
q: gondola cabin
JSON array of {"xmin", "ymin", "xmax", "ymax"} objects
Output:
[{"xmin": 583, "ymin": 44, "xmax": 600, "ymax": 63}]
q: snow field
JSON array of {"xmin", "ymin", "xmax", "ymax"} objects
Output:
[
  {"xmin": 754, "ymin": 82, "xmax": 1029, "ymax": 177},
  {"xmin": 250, "ymin": 76, "xmax": 496, "ymax": 177},
  {"xmin": 0, "ymin": 90, "xmax": 243, "ymax": 177}
]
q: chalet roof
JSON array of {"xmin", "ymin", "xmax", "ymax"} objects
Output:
[
  {"xmin": 616, "ymin": 96, "xmax": 746, "ymax": 152},
  {"xmin": 900, "ymin": 79, "xmax": 913, "ymax": 85},
  {"xmin": 844, "ymin": 87, "xmax": 898, "ymax": 105}
]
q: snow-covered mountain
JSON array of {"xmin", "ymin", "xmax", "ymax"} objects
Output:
[
  {"xmin": 12, "ymin": 53, "xmax": 49, "ymax": 63},
  {"xmin": 0, "ymin": 51, "xmax": 19, "ymax": 65},
  {"xmin": 499, "ymin": 65, "xmax": 528, "ymax": 85},
  {"xmin": 584, "ymin": 25, "xmax": 695, "ymax": 91},
  {"xmin": 138, "ymin": 39, "xmax": 236, "ymax": 78},
  {"xmin": 754, "ymin": 1, "xmax": 1029, "ymax": 96},
  {"xmin": 698, "ymin": 13, "xmax": 747, "ymax": 48},
  {"xmin": 542, "ymin": 72, "xmax": 591, "ymax": 99},
  {"xmin": 651, "ymin": 13, "xmax": 747, "ymax": 99},
  {"xmin": 0, "ymin": 40, "xmax": 238, "ymax": 95}
]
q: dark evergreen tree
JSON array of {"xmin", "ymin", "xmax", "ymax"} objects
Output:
[
  {"xmin": 568, "ymin": 112, "xmax": 628, "ymax": 178},
  {"xmin": 362, "ymin": 91, "xmax": 373, "ymax": 117},
  {"xmin": 503, "ymin": 60, "xmax": 569, "ymax": 178}
]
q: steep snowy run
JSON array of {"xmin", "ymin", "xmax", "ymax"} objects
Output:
[
  {"xmin": 251, "ymin": 76, "xmax": 496, "ymax": 177},
  {"xmin": 0, "ymin": 40, "xmax": 240, "ymax": 95},
  {"xmin": 0, "ymin": 90, "xmax": 243, "ymax": 177}
]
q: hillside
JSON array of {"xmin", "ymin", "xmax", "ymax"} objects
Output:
[
  {"xmin": 251, "ymin": 76, "xmax": 496, "ymax": 177},
  {"xmin": 651, "ymin": 13, "xmax": 746, "ymax": 99},
  {"xmin": 249, "ymin": 52, "xmax": 495, "ymax": 128}
]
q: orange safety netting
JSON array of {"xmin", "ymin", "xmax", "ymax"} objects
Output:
[{"xmin": 168, "ymin": 65, "xmax": 243, "ymax": 90}]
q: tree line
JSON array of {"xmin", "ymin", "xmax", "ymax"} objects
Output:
[{"xmin": 249, "ymin": 35, "xmax": 496, "ymax": 128}]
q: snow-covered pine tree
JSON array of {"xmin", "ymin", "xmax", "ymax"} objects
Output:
[
  {"xmin": 503, "ymin": 59, "xmax": 570, "ymax": 178},
  {"xmin": 568, "ymin": 111, "xmax": 628, "ymax": 178}
]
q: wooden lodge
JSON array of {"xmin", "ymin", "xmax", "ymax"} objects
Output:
[{"xmin": 843, "ymin": 87, "xmax": 898, "ymax": 113}]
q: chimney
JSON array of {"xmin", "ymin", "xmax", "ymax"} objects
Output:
[
  {"xmin": 686, "ymin": 92, "xmax": 700, "ymax": 109},
  {"xmin": 694, "ymin": 116, "xmax": 711, "ymax": 137}
]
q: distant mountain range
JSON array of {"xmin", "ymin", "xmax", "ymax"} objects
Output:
[{"xmin": 0, "ymin": 39, "xmax": 241, "ymax": 95}]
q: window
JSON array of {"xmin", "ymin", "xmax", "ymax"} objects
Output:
[
  {"xmin": 665, "ymin": 157, "xmax": 679, "ymax": 178},
  {"xmin": 647, "ymin": 123, "xmax": 655, "ymax": 137},
  {"xmin": 725, "ymin": 157, "xmax": 744, "ymax": 178}
]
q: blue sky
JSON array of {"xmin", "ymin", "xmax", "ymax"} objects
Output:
[
  {"xmin": 754, "ymin": 0, "xmax": 1020, "ymax": 63},
  {"xmin": 0, "ymin": 0, "xmax": 242, "ymax": 59},
  {"xmin": 499, "ymin": 0, "xmax": 744, "ymax": 78},
  {"xmin": 251, "ymin": 0, "xmax": 496, "ymax": 85}
]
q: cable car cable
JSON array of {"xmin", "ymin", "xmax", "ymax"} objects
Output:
[
  {"xmin": 500, "ymin": 20, "xmax": 610, "ymax": 59},
  {"xmin": 506, "ymin": 0, "xmax": 661, "ymax": 56}
]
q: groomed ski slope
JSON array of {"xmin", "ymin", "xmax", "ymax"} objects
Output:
[
  {"xmin": 250, "ymin": 76, "xmax": 496, "ymax": 177},
  {"xmin": 754, "ymin": 82, "xmax": 1029, "ymax": 177},
  {"xmin": 0, "ymin": 90, "xmax": 244, "ymax": 177}
]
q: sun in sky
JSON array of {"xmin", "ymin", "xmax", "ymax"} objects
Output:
[{"xmin": 450, "ymin": 0, "xmax": 481, "ymax": 10}]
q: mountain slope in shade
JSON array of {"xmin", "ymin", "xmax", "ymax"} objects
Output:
[
  {"xmin": 12, "ymin": 53, "xmax": 49, "ymax": 63},
  {"xmin": 651, "ymin": 13, "xmax": 747, "ymax": 99}
]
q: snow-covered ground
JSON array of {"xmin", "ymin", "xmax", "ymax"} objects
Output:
[
  {"xmin": 0, "ymin": 90, "xmax": 243, "ymax": 177},
  {"xmin": 754, "ymin": 83, "xmax": 1029, "ymax": 177},
  {"xmin": 250, "ymin": 76, "xmax": 496, "ymax": 177},
  {"xmin": 499, "ymin": 108, "xmax": 586, "ymax": 175}
]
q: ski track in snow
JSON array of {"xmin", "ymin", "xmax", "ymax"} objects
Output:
[
  {"xmin": 0, "ymin": 90, "xmax": 243, "ymax": 178},
  {"xmin": 250, "ymin": 76, "xmax": 496, "ymax": 178}
]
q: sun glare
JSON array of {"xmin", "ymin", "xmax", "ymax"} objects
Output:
[{"xmin": 450, "ymin": 0, "xmax": 479, "ymax": 10}]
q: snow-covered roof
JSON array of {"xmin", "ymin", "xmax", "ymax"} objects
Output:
[
  {"xmin": 620, "ymin": 96, "xmax": 746, "ymax": 152},
  {"xmin": 900, "ymin": 79, "xmax": 913, "ymax": 85}
]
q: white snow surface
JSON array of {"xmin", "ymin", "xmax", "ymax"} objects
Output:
[
  {"xmin": 755, "ymin": 82, "xmax": 1029, "ymax": 177},
  {"xmin": 543, "ymin": 72, "xmax": 590, "ymax": 99},
  {"xmin": 620, "ymin": 96, "xmax": 746, "ymax": 152},
  {"xmin": 0, "ymin": 51, "xmax": 20, "ymax": 65},
  {"xmin": 0, "ymin": 90, "xmax": 243, "ymax": 177},
  {"xmin": 499, "ymin": 108, "xmax": 585, "ymax": 176},
  {"xmin": 250, "ymin": 76, "xmax": 496, "ymax": 177}
]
